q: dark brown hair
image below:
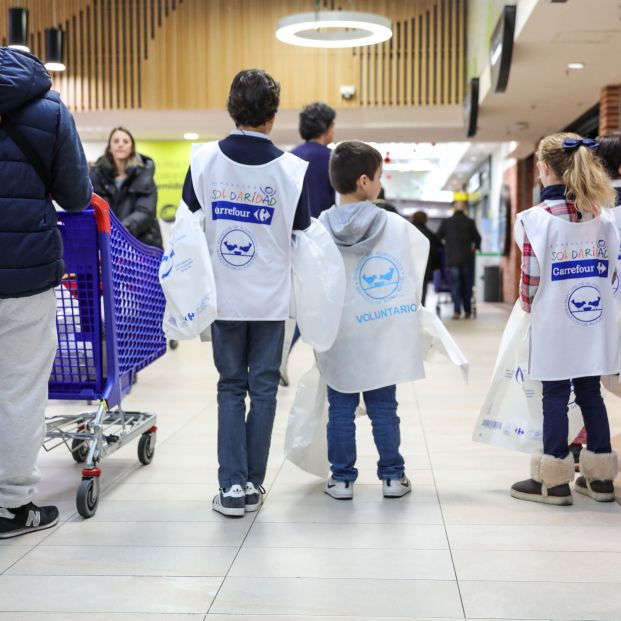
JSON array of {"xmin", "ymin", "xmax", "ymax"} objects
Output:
[
  {"xmin": 226, "ymin": 69, "xmax": 280, "ymax": 128},
  {"xmin": 329, "ymin": 140, "xmax": 382, "ymax": 194},
  {"xmin": 597, "ymin": 133, "xmax": 621, "ymax": 180}
]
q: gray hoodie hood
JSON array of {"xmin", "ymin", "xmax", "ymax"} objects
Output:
[{"xmin": 319, "ymin": 201, "xmax": 387, "ymax": 254}]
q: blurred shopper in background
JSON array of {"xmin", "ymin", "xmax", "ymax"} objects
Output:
[
  {"xmin": 291, "ymin": 102, "xmax": 336, "ymax": 218},
  {"xmin": 412, "ymin": 211, "xmax": 442, "ymax": 307},
  {"xmin": 90, "ymin": 126, "xmax": 162, "ymax": 248},
  {"xmin": 0, "ymin": 48, "xmax": 91, "ymax": 538},
  {"xmin": 375, "ymin": 186, "xmax": 398, "ymax": 213},
  {"xmin": 597, "ymin": 133, "xmax": 621, "ymax": 205},
  {"xmin": 282, "ymin": 102, "xmax": 336, "ymax": 383},
  {"xmin": 437, "ymin": 201, "xmax": 481, "ymax": 319}
]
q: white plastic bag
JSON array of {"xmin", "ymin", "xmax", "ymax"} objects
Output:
[
  {"xmin": 159, "ymin": 201, "xmax": 217, "ymax": 340},
  {"xmin": 291, "ymin": 219, "xmax": 345, "ymax": 352},
  {"xmin": 419, "ymin": 306, "xmax": 469, "ymax": 382},
  {"xmin": 283, "ymin": 364, "xmax": 330, "ymax": 477},
  {"xmin": 473, "ymin": 301, "xmax": 583, "ymax": 453}
]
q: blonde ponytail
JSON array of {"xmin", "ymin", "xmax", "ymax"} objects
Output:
[
  {"xmin": 537, "ymin": 132, "xmax": 616, "ymax": 213},
  {"xmin": 564, "ymin": 146, "xmax": 616, "ymax": 212}
]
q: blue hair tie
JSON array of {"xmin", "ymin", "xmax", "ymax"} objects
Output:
[{"xmin": 562, "ymin": 138, "xmax": 599, "ymax": 151}]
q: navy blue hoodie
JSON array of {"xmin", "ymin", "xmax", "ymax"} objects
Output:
[{"xmin": 0, "ymin": 48, "xmax": 91, "ymax": 298}]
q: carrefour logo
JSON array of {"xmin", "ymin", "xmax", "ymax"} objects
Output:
[{"xmin": 212, "ymin": 201, "xmax": 274, "ymax": 225}]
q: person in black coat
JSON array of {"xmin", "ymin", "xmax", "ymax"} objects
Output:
[
  {"xmin": 90, "ymin": 126, "xmax": 162, "ymax": 248},
  {"xmin": 437, "ymin": 201, "xmax": 481, "ymax": 319},
  {"xmin": 411, "ymin": 211, "xmax": 442, "ymax": 307}
]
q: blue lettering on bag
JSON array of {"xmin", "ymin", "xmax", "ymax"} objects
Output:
[
  {"xmin": 550, "ymin": 259, "xmax": 608, "ymax": 281},
  {"xmin": 212, "ymin": 201, "xmax": 274, "ymax": 225}
]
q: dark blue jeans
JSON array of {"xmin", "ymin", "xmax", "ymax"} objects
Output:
[
  {"xmin": 542, "ymin": 376, "xmax": 611, "ymax": 458},
  {"xmin": 326, "ymin": 384, "xmax": 405, "ymax": 482},
  {"xmin": 449, "ymin": 266, "xmax": 474, "ymax": 315},
  {"xmin": 211, "ymin": 320, "xmax": 285, "ymax": 489}
]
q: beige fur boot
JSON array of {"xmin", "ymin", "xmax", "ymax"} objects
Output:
[
  {"xmin": 510, "ymin": 452, "xmax": 574, "ymax": 505},
  {"xmin": 575, "ymin": 449, "xmax": 618, "ymax": 502}
]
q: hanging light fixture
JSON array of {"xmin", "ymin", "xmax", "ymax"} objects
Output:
[
  {"xmin": 8, "ymin": 7, "xmax": 29, "ymax": 52},
  {"xmin": 44, "ymin": 28, "xmax": 65, "ymax": 72},
  {"xmin": 276, "ymin": 5, "xmax": 392, "ymax": 49}
]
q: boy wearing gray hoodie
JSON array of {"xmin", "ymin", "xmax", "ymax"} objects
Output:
[{"xmin": 318, "ymin": 141, "xmax": 429, "ymax": 500}]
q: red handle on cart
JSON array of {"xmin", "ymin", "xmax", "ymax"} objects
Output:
[{"xmin": 91, "ymin": 193, "xmax": 111, "ymax": 234}]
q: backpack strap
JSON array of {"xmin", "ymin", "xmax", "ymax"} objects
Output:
[{"xmin": 0, "ymin": 114, "xmax": 51, "ymax": 190}]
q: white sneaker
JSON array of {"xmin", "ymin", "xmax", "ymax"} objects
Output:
[
  {"xmin": 244, "ymin": 482, "xmax": 265, "ymax": 512},
  {"xmin": 324, "ymin": 478, "xmax": 354, "ymax": 500},
  {"xmin": 383, "ymin": 475, "xmax": 411, "ymax": 498},
  {"xmin": 212, "ymin": 484, "xmax": 245, "ymax": 517}
]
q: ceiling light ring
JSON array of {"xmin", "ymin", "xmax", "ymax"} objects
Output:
[{"xmin": 276, "ymin": 11, "xmax": 392, "ymax": 49}]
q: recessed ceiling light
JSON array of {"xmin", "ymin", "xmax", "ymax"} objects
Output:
[
  {"xmin": 184, "ymin": 132, "xmax": 199, "ymax": 140},
  {"xmin": 567, "ymin": 62, "xmax": 585, "ymax": 70}
]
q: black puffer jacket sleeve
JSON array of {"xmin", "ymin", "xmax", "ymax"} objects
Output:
[{"xmin": 122, "ymin": 159, "xmax": 158, "ymax": 238}]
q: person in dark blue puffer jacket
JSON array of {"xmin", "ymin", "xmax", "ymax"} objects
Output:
[{"xmin": 0, "ymin": 48, "xmax": 91, "ymax": 539}]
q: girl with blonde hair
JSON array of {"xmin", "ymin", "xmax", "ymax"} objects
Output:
[{"xmin": 510, "ymin": 132, "xmax": 618, "ymax": 506}]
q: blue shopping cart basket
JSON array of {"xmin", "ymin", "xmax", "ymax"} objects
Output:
[{"xmin": 45, "ymin": 194, "xmax": 166, "ymax": 517}]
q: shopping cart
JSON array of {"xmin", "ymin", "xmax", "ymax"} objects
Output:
[
  {"xmin": 45, "ymin": 194, "xmax": 167, "ymax": 518},
  {"xmin": 433, "ymin": 249, "xmax": 477, "ymax": 318}
]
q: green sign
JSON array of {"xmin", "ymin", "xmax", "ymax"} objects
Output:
[{"xmin": 137, "ymin": 141, "xmax": 193, "ymax": 218}]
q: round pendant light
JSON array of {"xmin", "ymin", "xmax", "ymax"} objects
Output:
[
  {"xmin": 44, "ymin": 28, "xmax": 66, "ymax": 72},
  {"xmin": 8, "ymin": 7, "xmax": 29, "ymax": 52},
  {"xmin": 276, "ymin": 11, "xmax": 392, "ymax": 48}
]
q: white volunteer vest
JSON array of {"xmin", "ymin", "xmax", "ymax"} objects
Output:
[
  {"xmin": 316, "ymin": 213, "xmax": 430, "ymax": 393},
  {"xmin": 190, "ymin": 142, "xmax": 307, "ymax": 320},
  {"xmin": 515, "ymin": 205, "xmax": 620, "ymax": 380},
  {"xmin": 611, "ymin": 206, "xmax": 621, "ymax": 305}
]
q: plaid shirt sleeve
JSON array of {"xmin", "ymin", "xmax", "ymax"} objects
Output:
[{"xmin": 519, "ymin": 230, "xmax": 540, "ymax": 313}]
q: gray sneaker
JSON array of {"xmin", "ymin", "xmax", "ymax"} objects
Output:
[
  {"xmin": 212, "ymin": 485, "xmax": 245, "ymax": 517},
  {"xmin": 383, "ymin": 475, "xmax": 411, "ymax": 498},
  {"xmin": 324, "ymin": 478, "xmax": 354, "ymax": 500}
]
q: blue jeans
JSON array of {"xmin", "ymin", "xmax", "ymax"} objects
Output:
[
  {"xmin": 542, "ymin": 376, "xmax": 611, "ymax": 458},
  {"xmin": 326, "ymin": 384, "xmax": 405, "ymax": 482},
  {"xmin": 211, "ymin": 320, "xmax": 285, "ymax": 489},
  {"xmin": 449, "ymin": 266, "xmax": 473, "ymax": 315}
]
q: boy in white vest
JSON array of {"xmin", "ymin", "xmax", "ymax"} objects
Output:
[
  {"xmin": 511, "ymin": 132, "xmax": 619, "ymax": 505},
  {"xmin": 317, "ymin": 141, "xmax": 430, "ymax": 500},
  {"xmin": 181, "ymin": 69, "xmax": 311, "ymax": 516}
]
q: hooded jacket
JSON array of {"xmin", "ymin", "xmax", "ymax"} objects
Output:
[
  {"xmin": 0, "ymin": 48, "xmax": 91, "ymax": 298},
  {"xmin": 90, "ymin": 152, "xmax": 162, "ymax": 248},
  {"xmin": 317, "ymin": 201, "xmax": 429, "ymax": 392}
]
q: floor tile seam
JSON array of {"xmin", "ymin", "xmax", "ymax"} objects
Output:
[
  {"xmin": 0, "ymin": 573, "xmax": 462, "ymax": 582},
  {"xmin": 253, "ymin": 519, "xmax": 444, "ymax": 525},
  {"xmin": 0, "ymin": 547, "xmax": 33, "ymax": 577},
  {"xmin": 204, "ymin": 455, "xmax": 288, "ymax": 616},
  {"xmin": 14, "ymin": 400, "xmax": 219, "ymax": 564},
  {"xmin": 412, "ymin": 381, "xmax": 466, "ymax": 619},
  {"xmin": 36, "ymin": 544, "xmax": 245, "ymax": 548}
]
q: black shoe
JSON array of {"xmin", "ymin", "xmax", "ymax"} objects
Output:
[
  {"xmin": 0, "ymin": 502, "xmax": 59, "ymax": 539},
  {"xmin": 575, "ymin": 476, "xmax": 615, "ymax": 502},
  {"xmin": 510, "ymin": 478, "xmax": 573, "ymax": 505},
  {"xmin": 569, "ymin": 443, "xmax": 583, "ymax": 472},
  {"xmin": 212, "ymin": 485, "xmax": 245, "ymax": 517},
  {"xmin": 244, "ymin": 482, "xmax": 265, "ymax": 512}
]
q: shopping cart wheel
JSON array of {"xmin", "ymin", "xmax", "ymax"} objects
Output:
[
  {"xmin": 169, "ymin": 339, "xmax": 179, "ymax": 350},
  {"xmin": 71, "ymin": 438, "xmax": 89, "ymax": 464},
  {"xmin": 76, "ymin": 477, "xmax": 100, "ymax": 518},
  {"xmin": 138, "ymin": 430, "xmax": 156, "ymax": 465}
]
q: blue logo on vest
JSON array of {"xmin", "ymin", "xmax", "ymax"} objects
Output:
[
  {"xmin": 212, "ymin": 201, "xmax": 274, "ymax": 225},
  {"xmin": 358, "ymin": 255, "xmax": 401, "ymax": 300},
  {"xmin": 551, "ymin": 259, "xmax": 608, "ymax": 281},
  {"xmin": 567, "ymin": 284, "xmax": 602, "ymax": 324},
  {"xmin": 218, "ymin": 228, "xmax": 256, "ymax": 269}
]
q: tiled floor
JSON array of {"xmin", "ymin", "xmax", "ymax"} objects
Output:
[{"xmin": 1, "ymin": 301, "xmax": 621, "ymax": 621}]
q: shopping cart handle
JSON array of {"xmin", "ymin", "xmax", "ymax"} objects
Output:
[{"xmin": 91, "ymin": 193, "xmax": 111, "ymax": 234}]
